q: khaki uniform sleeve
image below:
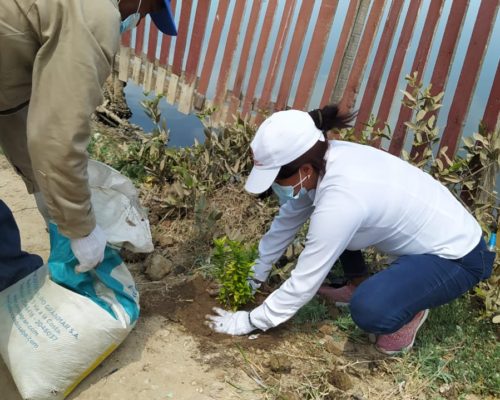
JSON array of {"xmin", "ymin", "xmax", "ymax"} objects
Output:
[{"xmin": 26, "ymin": 0, "xmax": 120, "ymax": 238}]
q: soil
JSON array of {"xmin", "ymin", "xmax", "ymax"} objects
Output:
[{"xmin": 141, "ymin": 274, "xmax": 290, "ymax": 352}]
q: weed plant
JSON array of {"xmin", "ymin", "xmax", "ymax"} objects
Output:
[
  {"xmin": 292, "ymin": 297, "xmax": 330, "ymax": 325},
  {"xmin": 294, "ymin": 296, "xmax": 499, "ymax": 396}
]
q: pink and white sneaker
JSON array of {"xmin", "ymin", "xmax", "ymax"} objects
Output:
[
  {"xmin": 317, "ymin": 284, "xmax": 357, "ymax": 307},
  {"xmin": 375, "ymin": 309, "xmax": 429, "ymax": 355}
]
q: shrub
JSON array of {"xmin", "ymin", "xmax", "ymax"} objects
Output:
[
  {"xmin": 211, "ymin": 236, "xmax": 257, "ymax": 311},
  {"xmin": 90, "ymin": 99, "xmax": 256, "ymax": 217}
]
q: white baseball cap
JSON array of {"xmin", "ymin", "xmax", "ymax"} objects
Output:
[{"xmin": 245, "ymin": 110, "xmax": 324, "ymax": 194}]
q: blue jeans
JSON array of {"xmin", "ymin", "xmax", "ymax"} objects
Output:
[
  {"xmin": 349, "ymin": 238, "xmax": 495, "ymax": 334},
  {"xmin": 0, "ymin": 200, "xmax": 43, "ymax": 291}
]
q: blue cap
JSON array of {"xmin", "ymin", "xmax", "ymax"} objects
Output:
[{"xmin": 150, "ymin": 0, "xmax": 177, "ymax": 36}]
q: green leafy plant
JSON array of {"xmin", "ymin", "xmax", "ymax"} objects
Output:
[
  {"xmin": 292, "ymin": 297, "xmax": 329, "ymax": 325},
  {"xmin": 400, "ymin": 70, "xmax": 444, "ymax": 169},
  {"xmin": 336, "ymin": 113, "xmax": 392, "ymax": 145},
  {"xmin": 211, "ymin": 236, "xmax": 257, "ymax": 310}
]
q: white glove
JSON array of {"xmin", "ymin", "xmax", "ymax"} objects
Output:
[
  {"xmin": 205, "ymin": 307, "xmax": 257, "ymax": 336},
  {"xmin": 70, "ymin": 224, "xmax": 107, "ymax": 273}
]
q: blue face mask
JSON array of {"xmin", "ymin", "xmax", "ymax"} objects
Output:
[
  {"xmin": 120, "ymin": 0, "xmax": 142, "ymax": 34},
  {"xmin": 271, "ymin": 170, "xmax": 309, "ymax": 205}
]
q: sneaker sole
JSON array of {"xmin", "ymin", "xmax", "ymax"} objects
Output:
[
  {"xmin": 335, "ymin": 301, "xmax": 350, "ymax": 307},
  {"xmin": 375, "ymin": 309, "xmax": 429, "ymax": 356}
]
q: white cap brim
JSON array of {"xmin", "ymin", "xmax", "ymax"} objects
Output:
[{"xmin": 244, "ymin": 166, "xmax": 280, "ymax": 194}]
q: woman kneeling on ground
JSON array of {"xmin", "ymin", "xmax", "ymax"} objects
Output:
[{"xmin": 205, "ymin": 105, "xmax": 495, "ymax": 355}]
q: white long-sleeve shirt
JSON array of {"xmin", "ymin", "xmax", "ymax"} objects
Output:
[{"xmin": 250, "ymin": 140, "xmax": 482, "ymax": 330}]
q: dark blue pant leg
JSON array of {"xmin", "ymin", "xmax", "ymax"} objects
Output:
[
  {"xmin": 0, "ymin": 200, "xmax": 43, "ymax": 291},
  {"xmin": 350, "ymin": 239, "xmax": 494, "ymax": 334}
]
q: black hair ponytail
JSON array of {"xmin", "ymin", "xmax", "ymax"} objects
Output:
[
  {"xmin": 308, "ymin": 104, "xmax": 357, "ymax": 133},
  {"xmin": 276, "ymin": 105, "xmax": 357, "ymax": 180}
]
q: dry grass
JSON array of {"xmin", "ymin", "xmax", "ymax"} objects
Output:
[{"xmin": 146, "ymin": 183, "xmax": 277, "ymax": 271}]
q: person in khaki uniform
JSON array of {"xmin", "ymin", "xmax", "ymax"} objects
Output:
[{"xmin": 0, "ymin": 0, "xmax": 176, "ymax": 287}]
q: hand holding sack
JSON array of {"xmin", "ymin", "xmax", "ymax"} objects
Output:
[{"xmin": 70, "ymin": 224, "xmax": 107, "ymax": 273}]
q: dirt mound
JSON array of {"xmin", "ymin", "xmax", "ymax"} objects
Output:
[{"xmin": 141, "ymin": 275, "xmax": 289, "ymax": 352}]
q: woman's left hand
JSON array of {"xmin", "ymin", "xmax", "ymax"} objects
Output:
[{"xmin": 205, "ymin": 307, "xmax": 256, "ymax": 335}]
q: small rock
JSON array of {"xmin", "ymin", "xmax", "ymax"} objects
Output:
[
  {"xmin": 145, "ymin": 254, "xmax": 173, "ymax": 280},
  {"xmin": 324, "ymin": 336, "xmax": 343, "ymax": 356},
  {"xmin": 174, "ymin": 265, "xmax": 187, "ymax": 275},
  {"xmin": 158, "ymin": 235, "xmax": 175, "ymax": 247},
  {"xmin": 206, "ymin": 282, "xmax": 220, "ymax": 297},
  {"xmin": 439, "ymin": 383, "xmax": 458, "ymax": 399},
  {"xmin": 325, "ymin": 388, "xmax": 350, "ymax": 400},
  {"xmin": 268, "ymin": 354, "xmax": 292, "ymax": 374},
  {"xmin": 325, "ymin": 302, "xmax": 340, "ymax": 319},
  {"xmin": 463, "ymin": 395, "xmax": 481, "ymax": 400},
  {"xmin": 327, "ymin": 369, "xmax": 353, "ymax": 391},
  {"xmin": 368, "ymin": 360, "xmax": 380, "ymax": 374},
  {"xmin": 439, "ymin": 383, "xmax": 451, "ymax": 394},
  {"xmin": 277, "ymin": 391, "xmax": 301, "ymax": 400},
  {"xmin": 215, "ymin": 371, "xmax": 226, "ymax": 381},
  {"xmin": 319, "ymin": 323, "xmax": 335, "ymax": 336}
]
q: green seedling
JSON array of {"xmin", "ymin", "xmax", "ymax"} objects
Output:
[{"xmin": 212, "ymin": 236, "xmax": 258, "ymax": 310}]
